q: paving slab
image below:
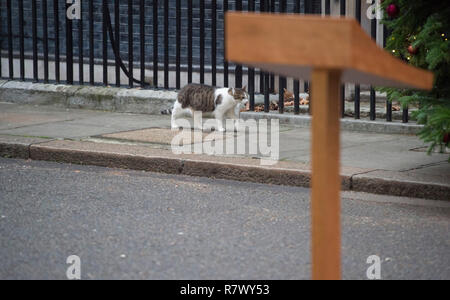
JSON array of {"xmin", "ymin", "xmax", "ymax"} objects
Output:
[
  {"xmin": 0, "ymin": 103, "xmax": 169, "ymax": 139},
  {"xmin": 101, "ymin": 128, "xmax": 235, "ymax": 146}
]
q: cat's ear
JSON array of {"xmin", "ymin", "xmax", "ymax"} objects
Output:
[
  {"xmin": 228, "ymin": 88, "xmax": 234, "ymax": 96},
  {"xmin": 284, "ymin": 88, "xmax": 288, "ymax": 93},
  {"xmin": 242, "ymin": 85, "xmax": 247, "ymax": 92}
]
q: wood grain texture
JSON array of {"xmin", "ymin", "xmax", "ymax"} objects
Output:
[
  {"xmin": 225, "ymin": 13, "xmax": 433, "ymax": 90},
  {"xmin": 224, "ymin": 12, "xmax": 434, "ymax": 280},
  {"xmin": 310, "ymin": 69, "xmax": 342, "ymax": 280}
]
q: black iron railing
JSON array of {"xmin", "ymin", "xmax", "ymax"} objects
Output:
[{"xmin": 0, "ymin": 0, "xmax": 409, "ymax": 122}]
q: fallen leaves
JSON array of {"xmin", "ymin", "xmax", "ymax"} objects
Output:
[
  {"xmin": 243, "ymin": 98, "xmax": 310, "ymax": 112},
  {"xmin": 392, "ymin": 105, "xmax": 401, "ymax": 111}
]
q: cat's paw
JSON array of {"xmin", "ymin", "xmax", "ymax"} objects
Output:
[{"xmin": 234, "ymin": 121, "xmax": 240, "ymax": 132}]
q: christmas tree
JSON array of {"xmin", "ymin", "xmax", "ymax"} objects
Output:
[{"xmin": 381, "ymin": 0, "xmax": 450, "ymax": 159}]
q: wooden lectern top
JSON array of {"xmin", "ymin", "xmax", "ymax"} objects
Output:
[{"xmin": 225, "ymin": 13, "xmax": 433, "ymax": 90}]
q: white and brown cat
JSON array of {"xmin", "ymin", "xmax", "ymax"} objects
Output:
[{"xmin": 170, "ymin": 83, "xmax": 248, "ymax": 132}]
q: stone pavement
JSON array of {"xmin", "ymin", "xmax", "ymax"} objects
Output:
[{"xmin": 0, "ymin": 102, "xmax": 449, "ymax": 200}]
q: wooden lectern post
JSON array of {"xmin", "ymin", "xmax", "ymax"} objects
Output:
[
  {"xmin": 225, "ymin": 13, "xmax": 433, "ymax": 280},
  {"xmin": 310, "ymin": 69, "xmax": 342, "ymax": 279}
]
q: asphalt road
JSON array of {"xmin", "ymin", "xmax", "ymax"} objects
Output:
[{"xmin": 0, "ymin": 157, "xmax": 449, "ymax": 280}]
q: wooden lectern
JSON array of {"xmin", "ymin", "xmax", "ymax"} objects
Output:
[{"xmin": 225, "ymin": 13, "xmax": 433, "ymax": 280}]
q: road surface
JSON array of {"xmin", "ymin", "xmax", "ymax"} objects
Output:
[{"xmin": 0, "ymin": 158, "xmax": 449, "ymax": 280}]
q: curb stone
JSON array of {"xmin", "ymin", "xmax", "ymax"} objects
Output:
[
  {"xmin": 0, "ymin": 135, "xmax": 52, "ymax": 159},
  {"xmin": 0, "ymin": 137, "xmax": 448, "ymax": 201},
  {"xmin": 0, "ymin": 80, "xmax": 177, "ymax": 115}
]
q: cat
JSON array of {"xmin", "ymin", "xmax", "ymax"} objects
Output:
[{"xmin": 171, "ymin": 83, "xmax": 248, "ymax": 132}]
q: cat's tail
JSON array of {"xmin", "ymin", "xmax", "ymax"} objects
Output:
[
  {"xmin": 161, "ymin": 101, "xmax": 176, "ymax": 115},
  {"xmin": 160, "ymin": 108, "xmax": 172, "ymax": 115}
]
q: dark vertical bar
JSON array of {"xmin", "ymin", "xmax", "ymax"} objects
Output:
[
  {"xmin": 260, "ymin": 0, "xmax": 268, "ymax": 113},
  {"xmin": 235, "ymin": 0, "xmax": 243, "ymax": 88},
  {"xmin": 355, "ymin": 0, "xmax": 361, "ymax": 22},
  {"xmin": 340, "ymin": 0, "xmax": 346, "ymax": 117},
  {"xmin": 0, "ymin": 1, "xmax": 2, "ymax": 78},
  {"xmin": 402, "ymin": 106, "xmax": 409, "ymax": 123},
  {"xmin": 153, "ymin": 0, "xmax": 159, "ymax": 87},
  {"xmin": 128, "ymin": 0, "xmax": 134, "ymax": 88},
  {"xmin": 42, "ymin": 0, "xmax": 49, "ymax": 83},
  {"xmin": 369, "ymin": 88, "xmax": 376, "ymax": 120},
  {"xmin": 294, "ymin": 79, "xmax": 300, "ymax": 114},
  {"xmin": 325, "ymin": 0, "xmax": 331, "ymax": 15},
  {"xmin": 386, "ymin": 97, "xmax": 393, "ymax": 121},
  {"xmin": 354, "ymin": 86, "xmax": 360, "ymax": 119},
  {"xmin": 248, "ymin": 0, "xmax": 255, "ymax": 111},
  {"xmin": 89, "ymin": 0, "xmax": 94, "ymax": 85},
  {"xmin": 32, "ymin": 0, "xmax": 38, "ymax": 81},
  {"xmin": 354, "ymin": 0, "xmax": 361, "ymax": 119},
  {"xmin": 140, "ymin": 0, "xmax": 145, "ymax": 88},
  {"xmin": 340, "ymin": 0, "xmax": 346, "ymax": 15},
  {"xmin": 164, "ymin": 0, "xmax": 169, "ymax": 88},
  {"xmin": 294, "ymin": 0, "xmax": 301, "ymax": 114},
  {"xmin": 114, "ymin": 0, "xmax": 120, "ymax": 86},
  {"xmin": 384, "ymin": 25, "xmax": 392, "ymax": 122},
  {"xmin": 54, "ymin": 0, "xmax": 60, "ymax": 83},
  {"xmin": 78, "ymin": 0, "xmax": 83, "ymax": 85},
  {"xmin": 370, "ymin": 5, "xmax": 377, "ymax": 120},
  {"xmin": 278, "ymin": 0, "xmax": 287, "ymax": 114},
  {"xmin": 187, "ymin": 0, "xmax": 193, "ymax": 84},
  {"xmin": 102, "ymin": 0, "xmax": 107, "ymax": 85},
  {"xmin": 211, "ymin": 0, "xmax": 217, "ymax": 87},
  {"xmin": 19, "ymin": 0, "xmax": 25, "ymax": 81},
  {"xmin": 304, "ymin": 0, "xmax": 310, "ymax": 14},
  {"xmin": 263, "ymin": 0, "xmax": 270, "ymax": 111},
  {"xmin": 264, "ymin": 71, "xmax": 270, "ymax": 113},
  {"xmin": 270, "ymin": 76, "xmax": 275, "ymax": 94},
  {"xmin": 111, "ymin": 2, "xmax": 124, "ymax": 88},
  {"xmin": 7, "ymin": 0, "xmax": 13, "ymax": 79},
  {"xmin": 259, "ymin": 73, "xmax": 264, "ymax": 94},
  {"xmin": 200, "ymin": 0, "xmax": 205, "ymax": 84},
  {"xmin": 223, "ymin": 0, "xmax": 229, "ymax": 87},
  {"xmin": 259, "ymin": 0, "xmax": 266, "ymax": 94},
  {"xmin": 304, "ymin": 0, "xmax": 311, "ymax": 111},
  {"xmin": 67, "ymin": 0, "xmax": 74, "ymax": 84},
  {"xmin": 269, "ymin": 0, "xmax": 275, "ymax": 93},
  {"xmin": 176, "ymin": 0, "xmax": 181, "ymax": 89}
]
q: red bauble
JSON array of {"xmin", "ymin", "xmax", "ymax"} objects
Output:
[
  {"xmin": 386, "ymin": 4, "xmax": 399, "ymax": 18},
  {"xmin": 444, "ymin": 133, "xmax": 450, "ymax": 145},
  {"xmin": 408, "ymin": 45, "xmax": 418, "ymax": 55}
]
